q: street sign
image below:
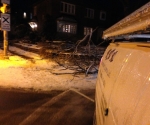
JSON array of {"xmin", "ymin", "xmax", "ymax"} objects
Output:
[
  {"xmin": 1, "ymin": 0, "xmax": 10, "ymax": 4},
  {"xmin": 1, "ymin": 13, "xmax": 10, "ymax": 31}
]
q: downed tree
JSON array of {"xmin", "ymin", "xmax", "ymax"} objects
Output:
[{"xmin": 39, "ymin": 27, "xmax": 105, "ymax": 75}]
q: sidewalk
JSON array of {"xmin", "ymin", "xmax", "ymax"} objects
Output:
[{"xmin": 0, "ymin": 43, "xmax": 97, "ymax": 91}]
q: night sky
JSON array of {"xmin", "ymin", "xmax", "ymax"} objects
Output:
[
  {"xmin": 11, "ymin": 0, "xmax": 150, "ymax": 25},
  {"xmin": 11, "ymin": 0, "xmax": 32, "ymax": 11},
  {"xmin": 11, "ymin": 0, "xmax": 150, "ymax": 11},
  {"xmin": 11, "ymin": 0, "xmax": 150, "ymax": 14}
]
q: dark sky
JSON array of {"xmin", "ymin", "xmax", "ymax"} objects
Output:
[
  {"xmin": 11, "ymin": 0, "xmax": 35, "ymax": 12},
  {"xmin": 106, "ymin": 0, "xmax": 150, "ymax": 25},
  {"xmin": 11, "ymin": 0, "xmax": 150, "ymax": 13},
  {"xmin": 11, "ymin": 0, "xmax": 150, "ymax": 25}
]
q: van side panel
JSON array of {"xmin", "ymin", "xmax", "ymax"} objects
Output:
[
  {"xmin": 96, "ymin": 43, "xmax": 133, "ymax": 125},
  {"xmin": 95, "ymin": 43, "xmax": 150, "ymax": 125}
]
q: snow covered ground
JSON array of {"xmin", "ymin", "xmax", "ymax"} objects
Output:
[{"xmin": 0, "ymin": 44, "xmax": 98, "ymax": 92}]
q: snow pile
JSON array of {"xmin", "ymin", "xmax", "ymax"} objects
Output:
[{"xmin": 0, "ymin": 53, "xmax": 97, "ymax": 91}]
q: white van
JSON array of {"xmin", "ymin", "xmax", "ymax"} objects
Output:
[
  {"xmin": 95, "ymin": 42, "xmax": 150, "ymax": 125},
  {"xmin": 95, "ymin": 1, "xmax": 150, "ymax": 125}
]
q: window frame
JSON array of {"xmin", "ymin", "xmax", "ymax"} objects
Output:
[
  {"xmin": 85, "ymin": 8, "xmax": 94, "ymax": 19},
  {"xmin": 100, "ymin": 11, "xmax": 106, "ymax": 20},
  {"xmin": 57, "ymin": 21, "xmax": 77, "ymax": 34},
  {"xmin": 84, "ymin": 27, "xmax": 93, "ymax": 35}
]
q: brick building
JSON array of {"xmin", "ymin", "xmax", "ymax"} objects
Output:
[{"xmin": 32, "ymin": 0, "xmax": 108, "ymax": 43}]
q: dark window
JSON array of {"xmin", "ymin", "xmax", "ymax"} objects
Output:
[
  {"xmin": 85, "ymin": 8, "xmax": 94, "ymax": 18},
  {"xmin": 60, "ymin": 2, "xmax": 75, "ymax": 15},
  {"xmin": 100, "ymin": 11, "xmax": 106, "ymax": 20}
]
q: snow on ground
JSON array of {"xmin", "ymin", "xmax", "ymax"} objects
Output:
[
  {"xmin": 9, "ymin": 46, "xmax": 42, "ymax": 60},
  {"xmin": 15, "ymin": 42, "xmax": 42, "ymax": 50},
  {"xmin": 0, "ymin": 47, "xmax": 97, "ymax": 91}
]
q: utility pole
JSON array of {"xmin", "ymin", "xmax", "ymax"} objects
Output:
[
  {"xmin": 0, "ymin": 0, "xmax": 10, "ymax": 57},
  {"xmin": 3, "ymin": 29, "xmax": 8, "ymax": 56}
]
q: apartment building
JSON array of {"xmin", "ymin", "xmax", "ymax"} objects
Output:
[{"xmin": 32, "ymin": 0, "xmax": 108, "ymax": 43}]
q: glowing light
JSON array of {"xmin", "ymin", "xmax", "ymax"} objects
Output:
[
  {"xmin": 29, "ymin": 22, "xmax": 38, "ymax": 31},
  {"xmin": 125, "ymin": 58, "xmax": 128, "ymax": 62},
  {"xmin": 0, "ymin": 4, "xmax": 7, "ymax": 13},
  {"xmin": 0, "ymin": 56, "xmax": 28, "ymax": 68},
  {"xmin": 23, "ymin": 12, "xmax": 27, "ymax": 18}
]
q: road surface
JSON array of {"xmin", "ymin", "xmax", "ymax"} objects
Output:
[{"xmin": 0, "ymin": 88, "xmax": 95, "ymax": 125}]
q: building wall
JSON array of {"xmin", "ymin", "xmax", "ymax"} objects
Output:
[
  {"xmin": 33, "ymin": 0, "xmax": 107, "ymax": 43},
  {"xmin": 34, "ymin": 0, "xmax": 53, "ymax": 31}
]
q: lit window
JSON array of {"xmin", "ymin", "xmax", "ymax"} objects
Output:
[
  {"xmin": 84, "ymin": 27, "xmax": 93, "ymax": 35},
  {"xmin": 100, "ymin": 11, "xmax": 106, "ymax": 20},
  {"xmin": 60, "ymin": 2, "xmax": 75, "ymax": 15},
  {"xmin": 23, "ymin": 12, "xmax": 27, "ymax": 19},
  {"xmin": 57, "ymin": 22, "xmax": 76, "ymax": 34},
  {"xmin": 85, "ymin": 8, "xmax": 94, "ymax": 18}
]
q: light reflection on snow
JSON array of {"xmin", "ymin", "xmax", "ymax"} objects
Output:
[
  {"xmin": 0, "ymin": 55, "xmax": 96, "ymax": 91},
  {"xmin": 0, "ymin": 56, "xmax": 27, "ymax": 68}
]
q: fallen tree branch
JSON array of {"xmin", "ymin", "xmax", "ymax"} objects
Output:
[{"xmin": 74, "ymin": 34, "xmax": 89, "ymax": 53}]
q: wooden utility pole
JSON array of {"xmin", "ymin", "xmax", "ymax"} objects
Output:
[{"xmin": 3, "ymin": 30, "xmax": 8, "ymax": 56}]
